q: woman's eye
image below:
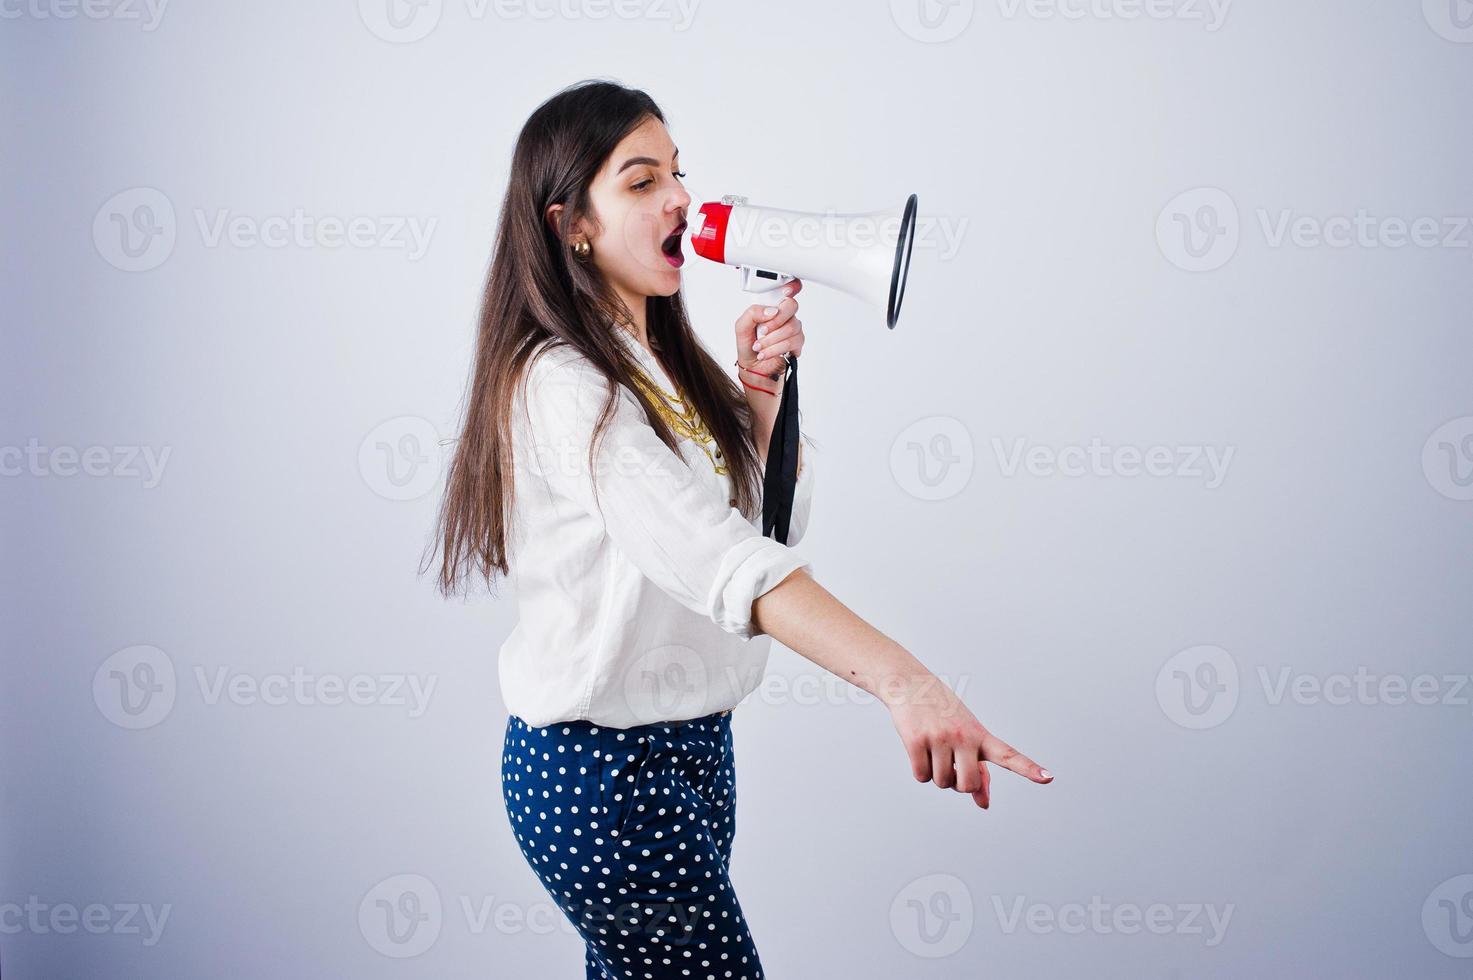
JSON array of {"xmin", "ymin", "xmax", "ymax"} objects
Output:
[{"xmin": 632, "ymin": 170, "xmax": 686, "ymax": 192}]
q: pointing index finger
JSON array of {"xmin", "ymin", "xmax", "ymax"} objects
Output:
[{"xmin": 980, "ymin": 732, "xmax": 1053, "ymax": 784}]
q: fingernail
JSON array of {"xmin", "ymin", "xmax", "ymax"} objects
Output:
[
  {"xmin": 1039, "ymin": 769, "xmax": 1053, "ymax": 779},
  {"xmin": 762, "ymin": 306, "xmax": 778, "ymax": 317},
  {"xmin": 752, "ymin": 341, "xmax": 762, "ymax": 352},
  {"xmin": 782, "ymin": 287, "xmax": 793, "ymax": 296}
]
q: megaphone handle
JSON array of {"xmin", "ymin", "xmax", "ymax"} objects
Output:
[
  {"xmin": 737, "ymin": 266, "xmax": 796, "ymax": 311},
  {"xmin": 733, "ymin": 269, "xmax": 800, "ymax": 543},
  {"xmin": 748, "ymin": 284, "xmax": 791, "ymax": 310}
]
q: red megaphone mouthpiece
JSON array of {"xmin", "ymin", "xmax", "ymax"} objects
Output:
[{"xmin": 690, "ymin": 202, "xmax": 732, "ymax": 264}]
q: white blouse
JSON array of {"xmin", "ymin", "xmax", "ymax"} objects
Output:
[{"xmin": 498, "ymin": 325, "xmax": 815, "ymax": 729}]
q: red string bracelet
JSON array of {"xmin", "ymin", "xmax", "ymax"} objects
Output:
[
  {"xmin": 734, "ymin": 357, "xmax": 785, "ymax": 383},
  {"xmin": 739, "ymin": 376, "xmax": 779, "ymax": 396}
]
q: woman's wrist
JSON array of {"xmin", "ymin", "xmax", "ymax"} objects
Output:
[
  {"xmin": 878, "ymin": 666, "xmax": 960, "ymax": 712},
  {"xmin": 735, "ymin": 356, "xmax": 786, "ymax": 379},
  {"xmin": 734, "ymin": 357, "xmax": 786, "ymax": 395}
]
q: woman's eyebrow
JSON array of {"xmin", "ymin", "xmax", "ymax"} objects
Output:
[{"xmin": 616, "ymin": 148, "xmax": 679, "ymax": 174}]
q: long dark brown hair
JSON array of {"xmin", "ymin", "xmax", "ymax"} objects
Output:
[{"xmin": 426, "ymin": 79, "xmax": 763, "ymax": 597}]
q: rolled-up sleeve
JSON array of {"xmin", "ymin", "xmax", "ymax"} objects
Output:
[{"xmin": 518, "ymin": 348, "xmax": 810, "ymax": 639}]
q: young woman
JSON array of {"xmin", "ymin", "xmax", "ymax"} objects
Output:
[{"xmin": 431, "ymin": 79, "xmax": 1053, "ymax": 980}]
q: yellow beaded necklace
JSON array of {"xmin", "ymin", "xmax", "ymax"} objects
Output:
[{"xmin": 628, "ymin": 366, "xmax": 728, "ymax": 477}]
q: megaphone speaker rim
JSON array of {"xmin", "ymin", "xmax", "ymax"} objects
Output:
[{"xmin": 888, "ymin": 193, "xmax": 919, "ymax": 329}]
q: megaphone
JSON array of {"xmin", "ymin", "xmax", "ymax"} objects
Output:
[
  {"xmin": 684, "ymin": 193, "xmax": 919, "ymax": 549},
  {"xmin": 690, "ymin": 193, "xmax": 919, "ymax": 328}
]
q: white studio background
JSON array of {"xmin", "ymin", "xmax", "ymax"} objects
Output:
[{"xmin": 4, "ymin": 1, "xmax": 1473, "ymax": 977}]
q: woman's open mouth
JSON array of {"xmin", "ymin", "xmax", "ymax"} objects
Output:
[{"xmin": 660, "ymin": 221, "xmax": 686, "ymax": 268}]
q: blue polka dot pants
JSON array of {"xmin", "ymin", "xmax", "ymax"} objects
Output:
[{"xmin": 500, "ymin": 710, "xmax": 766, "ymax": 980}]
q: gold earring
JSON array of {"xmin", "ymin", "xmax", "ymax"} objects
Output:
[{"xmin": 571, "ymin": 239, "xmax": 592, "ymax": 261}]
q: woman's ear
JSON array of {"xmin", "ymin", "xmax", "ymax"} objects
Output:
[
  {"xmin": 544, "ymin": 202, "xmax": 565, "ymax": 240},
  {"xmin": 546, "ymin": 202, "xmax": 594, "ymax": 245}
]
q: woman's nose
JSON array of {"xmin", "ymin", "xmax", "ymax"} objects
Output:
[{"xmin": 668, "ymin": 183, "xmax": 692, "ymax": 212}]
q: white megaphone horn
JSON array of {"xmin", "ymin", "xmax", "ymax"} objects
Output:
[{"xmin": 689, "ymin": 193, "xmax": 919, "ymax": 328}]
